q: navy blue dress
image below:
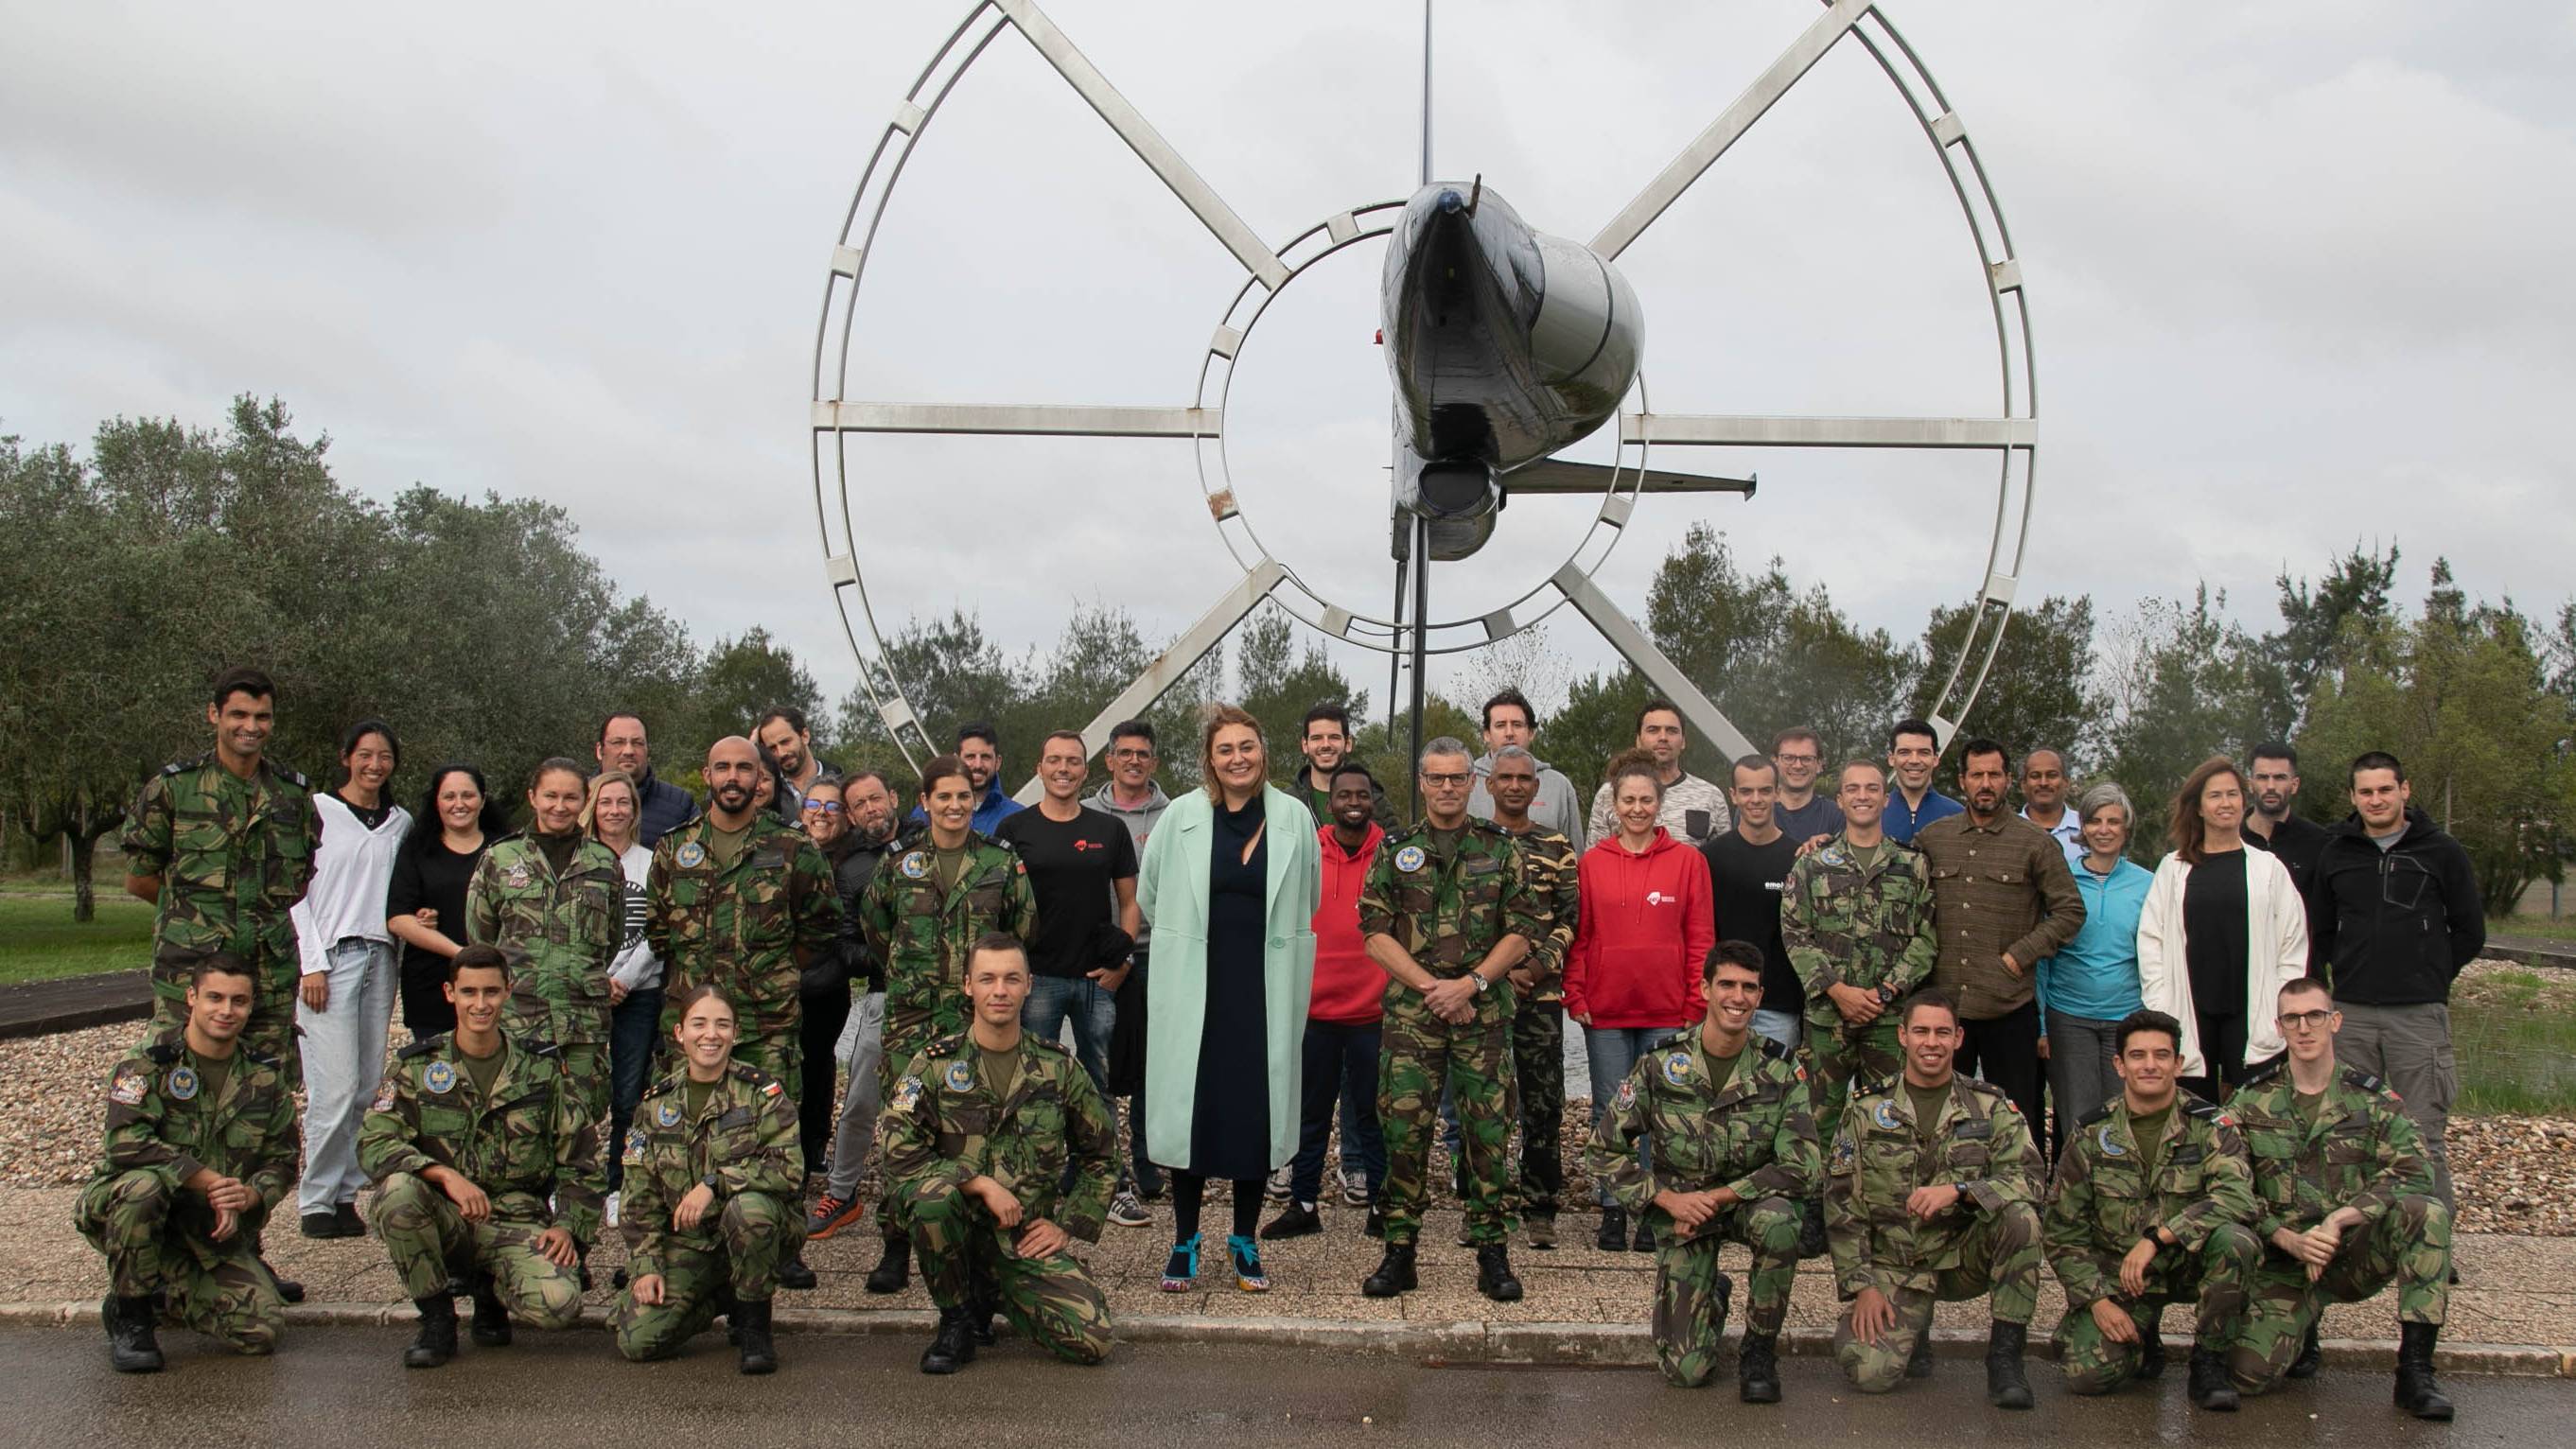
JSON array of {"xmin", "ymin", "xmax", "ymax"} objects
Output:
[{"xmin": 1186, "ymin": 795, "xmax": 1272, "ymax": 1180}]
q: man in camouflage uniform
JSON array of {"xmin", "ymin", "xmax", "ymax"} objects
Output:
[
  {"xmin": 856, "ymin": 752, "xmax": 1037, "ymax": 1293},
  {"xmin": 359, "ymin": 945, "xmax": 606, "ymax": 1369},
  {"xmin": 2225, "ymin": 977, "xmax": 2454, "ymax": 1420},
  {"xmin": 1481, "ymin": 745, "xmax": 1578, "ymax": 1248},
  {"xmin": 1826, "ymin": 988, "xmax": 2042, "ymax": 1408},
  {"xmin": 1358, "ymin": 737, "xmax": 1541, "ymax": 1303},
  {"xmin": 76, "ymin": 954, "xmax": 297, "ymax": 1372},
  {"xmin": 2044, "ymin": 1008, "xmax": 2261, "ymax": 1410},
  {"xmin": 121, "ymin": 666, "xmax": 317, "ymax": 1078},
  {"xmin": 1586, "ymin": 943, "xmax": 1816, "ymax": 1401},
  {"xmin": 883, "ymin": 935, "xmax": 1116, "ymax": 1374},
  {"xmin": 611, "ymin": 983, "xmax": 804, "ymax": 1374},
  {"xmin": 1782, "ymin": 759, "xmax": 1937, "ymax": 1130}
]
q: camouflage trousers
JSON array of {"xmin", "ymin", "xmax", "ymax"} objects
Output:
[
  {"xmin": 1511, "ymin": 1002, "xmax": 1565, "ymax": 1216},
  {"xmin": 2232, "ymin": 1195, "xmax": 2451, "ymax": 1394},
  {"xmin": 609, "ymin": 1191, "xmax": 802, "ymax": 1361},
  {"xmin": 1649, "ymin": 1196, "xmax": 1802, "ymax": 1387},
  {"xmin": 732, "ymin": 1021, "xmax": 800, "ymax": 1116},
  {"xmin": 1804, "ymin": 1018, "xmax": 1899, "ymax": 1128},
  {"xmin": 904, "ymin": 1179, "xmax": 1112, "ymax": 1365},
  {"xmin": 1832, "ymin": 1202, "xmax": 2042, "ymax": 1393},
  {"xmin": 2053, "ymin": 1222, "xmax": 2262, "ymax": 1394},
  {"xmin": 1380, "ymin": 1008, "xmax": 1516, "ymax": 1247},
  {"xmin": 151, "ymin": 943, "xmax": 300, "ymax": 1078},
  {"xmin": 503, "ymin": 995, "xmax": 614, "ymax": 1125},
  {"xmin": 74, "ymin": 1169, "xmax": 284, "ymax": 1354},
  {"xmin": 371, "ymin": 1173, "xmax": 583, "ymax": 1329},
  {"xmin": 874, "ymin": 1002, "xmax": 959, "ymax": 1240}
]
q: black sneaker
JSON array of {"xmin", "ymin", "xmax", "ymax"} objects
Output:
[
  {"xmin": 1596, "ymin": 1206, "xmax": 1628, "ymax": 1252},
  {"xmin": 866, "ymin": 1235, "xmax": 910, "ymax": 1295},
  {"xmin": 1260, "ymin": 1203, "xmax": 1322, "ymax": 1241},
  {"xmin": 334, "ymin": 1201, "xmax": 363, "ymax": 1237},
  {"xmin": 301, "ymin": 1211, "xmax": 341, "ymax": 1240},
  {"xmin": 1363, "ymin": 1204, "xmax": 1385, "ymax": 1239},
  {"xmin": 1631, "ymin": 1216, "xmax": 1655, "ymax": 1252}
]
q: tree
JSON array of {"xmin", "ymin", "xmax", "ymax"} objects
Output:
[
  {"xmin": 2264, "ymin": 543, "xmax": 2400, "ymax": 739},
  {"xmin": 1234, "ymin": 604, "xmax": 1366, "ymax": 782},
  {"xmin": 693, "ymin": 628, "xmax": 824, "ymax": 756},
  {"xmin": 2096, "ymin": 585, "xmax": 2272, "ymax": 853},
  {"xmin": 1911, "ymin": 593, "xmax": 2101, "ymax": 770}
]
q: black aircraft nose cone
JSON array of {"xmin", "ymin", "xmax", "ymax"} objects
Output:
[{"xmin": 1435, "ymin": 188, "xmax": 1466, "ymax": 214}]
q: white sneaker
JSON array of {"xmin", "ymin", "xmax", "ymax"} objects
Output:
[
  {"xmin": 604, "ymin": 1191, "xmax": 622, "ymax": 1228},
  {"xmin": 1341, "ymin": 1167, "xmax": 1371, "ymax": 1207},
  {"xmin": 1107, "ymin": 1189, "xmax": 1151, "ymax": 1228},
  {"xmin": 1265, "ymin": 1166, "xmax": 1292, "ymax": 1202}
]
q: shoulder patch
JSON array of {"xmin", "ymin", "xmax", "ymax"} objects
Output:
[
  {"xmin": 145, "ymin": 1040, "xmax": 184, "ymax": 1066},
  {"xmin": 1756, "ymin": 1035, "xmax": 1794, "ymax": 1062},
  {"xmin": 2181, "ymin": 1095, "xmax": 2224, "ymax": 1121},
  {"xmin": 398, "ymin": 1034, "xmax": 447, "ymax": 1060},
  {"xmin": 161, "ymin": 759, "xmax": 190, "ymax": 777},
  {"xmin": 111, "ymin": 1071, "xmax": 149, "ymax": 1107},
  {"xmin": 1649, "ymin": 1026, "xmax": 1694, "ymax": 1054},
  {"xmin": 277, "ymin": 764, "xmax": 311, "ymax": 790},
  {"xmin": 2342, "ymin": 1067, "xmax": 2391, "ymax": 1096},
  {"xmin": 371, "ymin": 1077, "xmax": 400, "ymax": 1112},
  {"xmin": 2239, "ymin": 1059, "xmax": 2286, "ymax": 1091},
  {"xmin": 2077, "ymin": 1102, "xmax": 2116, "ymax": 1127}
]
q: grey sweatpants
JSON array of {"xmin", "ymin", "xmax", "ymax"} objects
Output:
[
  {"xmin": 2331, "ymin": 999, "xmax": 2457, "ymax": 1209},
  {"xmin": 823, "ymin": 991, "xmax": 887, "ymax": 1201},
  {"xmin": 2044, "ymin": 1012, "xmax": 2122, "ymax": 1136}
]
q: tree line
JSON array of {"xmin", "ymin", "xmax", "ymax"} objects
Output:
[{"xmin": 7, "ymin": 398, "xmax": 2570, "ymax": 920}]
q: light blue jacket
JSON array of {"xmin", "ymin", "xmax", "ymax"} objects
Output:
[{"xmin": 2036, "ymin": 856, "xmax": 2151, "ymax": 1025}]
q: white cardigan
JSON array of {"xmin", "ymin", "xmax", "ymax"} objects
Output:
[{"xmin": 2136, "ymin": 847, "xmax": 2308, "ymax": 1076}]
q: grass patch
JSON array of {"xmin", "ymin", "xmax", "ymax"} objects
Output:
[
  {"xmin": 2496, "ymin": 913, "xmax": 2576, "ymax": 943},
  {"xmin": 0, "ymin": 895, "xmax": 154, "ymax": 986},
  {"xmin": 2453, "ymin": 967, "xmax": 2576, "ymax": 1115}
]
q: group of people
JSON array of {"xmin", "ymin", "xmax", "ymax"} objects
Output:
[{"xmin": 80, "ymin": 667, "xmax": 2480, "ymax": 1421}]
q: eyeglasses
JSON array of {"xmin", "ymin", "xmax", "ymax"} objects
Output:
[
  {"xmin": 2278, "ymin": 1009, "xmax": 2336, "ymax": 1031},
  {"xmin": 803, "ymin": 801, "xmax": 844, "ymax": 814},
  {"xmin": 1420, "ymin": 772, "xmax": 1471, "ymax": 787},
  {"xmin": 1774, "ymin": 753, "xmax": 1818, "ymax": 765},
  {"xmin": 1111, "ymin": 748, "xmax": 1156, "ymax": 761}
]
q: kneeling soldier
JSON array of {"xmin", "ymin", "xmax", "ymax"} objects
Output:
[
  {"xmin": 1586, "ymin": 941, "xmax": 1817, "ymax": 1401},
  {"xmin": 2227, "ymin": 977, "xmax": 2454, "ymax": 1420},
  {"xmin": 2044, "ymin": 1008, "xmax": 2260, "ymax": 1409},
  {"xmin": 883, "ymin": 934, "xmax": 1115, "ymax": 1374},
  {"xmin": 1826, "ymin": 989, "xmax": 2042, "ymax": 1407},
  {"xmin": 359, "ymin": 944, "xmax": 605, "ymax": 1368},
  {"xmin": 611, "ymin": 983, "xmax": 804, "ymax": 1373},
  {"xmin": 75, "ymin": 953, "xmax": 297, "ymax": 1371}
]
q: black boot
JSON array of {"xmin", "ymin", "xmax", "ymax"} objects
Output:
[
  {"xmin": 1596, "ymin": 1206, "xmax": 1628, "ymax": 1252},
  {"xmin": 2286, "ymin": 1320, "xmax": 2322, "ymax": 1380},
  {"xmin": 1360, "ymin": 1244, "xmax": 1418, "ymax": 1298},
  {"xmin": 403, "ymin": 1295, "xmax": 458, "ymax": 1369},
  {"xmin": 777, "ymin": 1249, "xmax": 817, "ymax": 1292},
  {"xmin": 966, "ymin": 1277, "xmax": 999, "ymax": 1347},
  {"xmin": 2135, "ymin": 1301, "xmax": 2167, "ymax": 1380},
  {"xmin": 101, "ymin": 1295, "xmax": 163, "ymax": 1374},
  {"xmin": 1905, "ymin": 1334, "xmax": 1937, "ymax": 1379},
  {"xmin": 733, "ymin": 1298, "xmax": 778, "ymax": 1375},
  {"xmin": 2188, "ymin": 1346, "xmax": 2239, "ymax": 1411},
  {"xmin": 920, "ymin": 1305, "xmax": 977, "ymax": 1374},
  {"xmin": 1796, "ymin": 1197, "xmax": 1829, "ymax": 1260},
  {"xmin": 866, "ymin": 1235, "xmax": 911, "ymax": 1295},
  {"xmin": 467, "ymin": 1278, "xmax": 513, "ymax": 1347},
  {"xmin": 1985, "ymin": 1321, "xmax": 2033, "ymax": 1409},
  {"xmin": 252, "ymin": 1235, "xmax": 304, "ymax": 1304},
  {"xmin": 2394, "ymin": 1321, "xmax": 2454, "ymax": 1422},
  {"xmin": 1738, "ymin": 1326, "xmax": 1780, "ymax": 1405},
  {"xmin": 1474, "ymin": 1243, "xmax": 1523, "ymax": 1303}
]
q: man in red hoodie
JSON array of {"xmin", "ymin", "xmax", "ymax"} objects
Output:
[{"xmin": 1262, "ymin": 764, "xmax": 1388, "ymax": 1240}]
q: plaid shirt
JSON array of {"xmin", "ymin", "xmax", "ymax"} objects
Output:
[{"xmin": 1913, "ymin": 812, "xmax": 2085, "ymax": 1020}]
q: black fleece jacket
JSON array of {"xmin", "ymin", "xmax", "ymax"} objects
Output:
[{"xmin": 2305, "ymin": 806, "xmax": 2484, "ymax": 1005}]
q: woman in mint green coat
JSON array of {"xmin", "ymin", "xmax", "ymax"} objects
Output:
[{"xmin": 1137, "ymin": 704, "xmax": 1320, "ymax": 1294}]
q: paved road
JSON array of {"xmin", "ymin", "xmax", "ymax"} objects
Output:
[{"xmin": 5, "ymin": 1327, "xmax": 2560, "ymax": 1446}]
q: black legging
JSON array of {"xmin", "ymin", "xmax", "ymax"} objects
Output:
[
  {"xmin": 2181, "ymin": 1012, "xmax": 2269, "ymax": 1103},
  {"xmin": 1169, "ymin": 1170, "xmax": 1261, "ymax": 1245}
]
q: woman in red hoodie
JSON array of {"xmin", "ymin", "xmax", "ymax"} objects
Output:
[{"xmin": 1567, "ymin": 751, "xmax": 1714, "ymax": 1251}]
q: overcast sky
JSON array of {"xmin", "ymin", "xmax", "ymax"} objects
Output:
[{"xmin": 7, "ymin": 1, "xmax": 2571, "ymax": 731}]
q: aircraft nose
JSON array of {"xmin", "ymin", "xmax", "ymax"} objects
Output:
[{"xmin": 1435, "ymin": 188, "xmax": 1466, "ymax": 214}]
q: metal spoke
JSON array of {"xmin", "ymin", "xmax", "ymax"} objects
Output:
[
  {"xmin": 1589, "ymin": 0, "xmax": 1870, "ymax": 260},
  {"xmin": 1554, "ymin": 566, "xmax": 1758, "ymax": 760},
  {"xmin": 1621, "ymin": 412, "xmax": 2034, "ymax": 449},
  {"xmin": 815, "ymin": 401, "xmax": 1217, "ymax": 438},
  {"xmin": 997, "ymin": 0, "xmax": 1291, "ymax": 290},
  {"xmin": 1505, "ymin": 457, "xmax": 1756, "ymax": 496}
]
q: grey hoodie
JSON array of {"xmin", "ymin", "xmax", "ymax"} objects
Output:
[
  {"xmin": 1467, "ymin": 751, "xmax": 1587, "ymax": 849},
  {"xmin": 1087, "ymin": 779, "xmax": 1173, "ymax": 946}
]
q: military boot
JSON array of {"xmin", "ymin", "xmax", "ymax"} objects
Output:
[
  {"xmin": 734, "ymin": 1298, "xmax": 778, "ymax": 1375},
  {"xmin": 2286, "ymin": 1320, "xmax": 2322, "ymax": 1380},
  {"xmin": 1474, "ymin": 1243, "xmax": 1523, "ymax": 1302},
  {"xmin": 403, "ymin": 1295, "xmax": 458, "ymax": 1369},
  {"xmin": 101, "ymin": 1295, "xmax": 163, "ymax": 1374},
  {"xmin": 1738, "ymin": 1326, "xmax": 1781, "ymax": 1405},
  {"xmin": 251, "ymin": 1233, "xmax": 304, "ymax": 1304},
  {"xmin": 866, "ymin": 1234, "xmax": 910, "ymax": 1295},
  {"xmin": 1595, "ymin": 1206, "xmax": 1628, "ymax": 1253},
  {"xmin": 467, "ymin": 1277, "xmax": 513, "ymax": 1347},
  {"xmin": 1905, "ymin": 1334, "xmax": 1937, "ymax": 1379},
  {"xmin": 966, "ymin": 1276, "xmax": 999, "ymax": 1347},
  {"xmin": 2135, "ymin": 1301, "xmax": 2167, "ymax": 1379},
  {"xmin": 1360, "ymin": 1244, "xmax": 1418, "ymax": 1298},
  {"xmin": 2188, "ymin": 1346, "xmax": 2239, "ymax": 1411},
  {"xmin": 778, "ymin": 1248, "xmax": 817, "ymax": 1292},
  {"xmin": 919, "ymin": 1305, "xmax": 977, "ymax": 1374},
  {"xmin": 1985, "ymin": 1321, "xmax": 2034, "ymax": 1410},
  {"xmin": 2393, "ymin": 1321, "xmax": 2454, "ymax": 1422}
]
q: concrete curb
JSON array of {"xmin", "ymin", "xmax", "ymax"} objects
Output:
[{"xmin": 3, "ymin": 1301, "xmax": 2568, "ymax": 1377}]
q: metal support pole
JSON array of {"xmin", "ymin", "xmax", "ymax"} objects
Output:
[
  {"xmin": 1407, "ymin": 513, "xmax": 1431, "ymax": 819},
  {"xmin": 1419, "ymin": 0, "xmax": 1433, "ymax": 187}
]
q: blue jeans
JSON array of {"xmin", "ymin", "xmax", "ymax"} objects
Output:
[
  {"xmin": 1751, "ymin": 1007, "xmax": 1802, "ymax": 1054},
  {"xmin": 1025, "ymin": 974, "xmax": 1117, "ymax": 1192},
  {"xmin": 1291, "ymin": 1021, "xmax": 1385, "ymax": 1206},
  {"xmin": 605, "ymin": 984, "xmax": 664, "ymax": 1192},
  {"xmin": 1583, "ymin": 1023, "xmax": 1683, "ymax": 1206}
]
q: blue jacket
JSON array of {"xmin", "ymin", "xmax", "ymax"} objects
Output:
[
  {"xmin": 2037, "ymin": 855, "xmax": 2150, "ymax": 1024},
  {"xmin": 634, "ymin": 769, "xmax": 699, "ymax": 848},
  {"xmin": 907, "ymin": 779, "xmax": 1024, "ymax": 837}
]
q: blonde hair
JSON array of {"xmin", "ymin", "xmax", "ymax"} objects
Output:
[
  {"xmin": 583, "ymin": 769, "xmax": 640, "ymax": 840},
  {"xmin": 1199, "ymin": 703, "xmax": 1267, "ymax": 803}
]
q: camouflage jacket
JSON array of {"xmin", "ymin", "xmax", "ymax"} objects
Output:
[
  {"xmin": 856, "ymin": 830, "xmax": 1037, "ymax": 1024},
  {"xmin": 1585, "ymin": 1028, "xmax": 1818, "ymax": 1221},
  {"xmin": 620, "ymin": 1062, "xmax": 801, "ymax": 1281},
  {"xmin": 646, "ymin": 812, "xmax": 841, "ymax": 1028},
  {"xmin": 465, "ymin": 833, "xmax": 623, "ymax": 1043},
  {"xmin": 881, "ymin": 1031, "xmax": 1116, "ymax": 1244},
  {"xmin": 2230, "ymin": 1062, "xmax": 2436, "ymax": 1241},
  {"xmin": 90, "ymin": 1028, "xmax": 298, "ymax": 1241},
  {"xmin": 1780, "ymin": 833, "xmax": 1938, "ymax": 1032},
  {"xmin": 2044, "ymin": 1092, "xmax": 2257, "ymax": 1307},
  {"xmin": 1826, "ymin": 1073, "xmax": 2037, "ymax": 1299},
  {"xmin": 1358, "ymin": 818, "xmax": 1543, "ymax": 1027},
  {"xmin": 119, "ymin": 754, "xmax": 316, "ymax": 960},
  {"xmin": 1500, "ymin": 824, "xmax": 1579, "ymax": 1002},
  {"xmin": 358, "ymin": 1034, "xmax": 605, "ymax": 1248}
]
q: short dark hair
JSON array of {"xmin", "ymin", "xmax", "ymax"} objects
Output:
[
  {"xmin": 755, "ymin": 706, "xmax": 809, "ymax": 737},
  {"xmin": 1635, "ymin": 698, "xmax": 1683, "ymax": 732},
  {"xmin": 338, "ymin": 719, "xmax": 400, "ymax": 778},
  {"xmin": 2250, "ymin": 741, "xmax": 2299, "ymax": 772},
  {"xmin": 1729, "ymin": 753, "xmax": 1777, "ymax": 785},
  {"xmin": 1887, "ymin": 717, "xmax": 1937, "ymax": 750},
  {"xmin": 2277, "ymin": 975, "xmax": 2333, "ymax": 1008},
  {"xmin": 955, "ymin": 721, "xmax": 999, "ymax": 751},
  {"xmin": 1897, "ymin": 987, "xmax": 1960, "ymax": 1029},
  {"xmin": 1956, "ymin": 737, "xmax": 2009, "ymax": 774},
  {"xmin": 919, "ymin": 753, "xmax": 973, "ymax": 799},
  {"xmin": 1329, "ymin": 761, "xmax": 1378, "ymax": 793},
  {"xmin": 1481, "ymin": 689, "xmax": 1537, "ymax": 731},
  {"xmin": 450, "ymin": 943, "xmax": 511, "ymax": 982},
  {"xmin": 2114, "ymin": 1008, "xmax": 2184, "ymax": 1056},
  {"xmin": 1704, "ymin": 938, "xmax": 1765, "ymax": 985},
  {"xmin": 1108, "ymin": 719, "xmax": 1156, "ymax": 750},
  {"xmin": 188, "ymin": 952, "xmax": 256, "ymax": 990},
  {"xmin": 1771, "ymin": 726, "xmax": 1822, "ymax": 755},
  {"xmin": 597, "ymin": 710, "xmax": 647, "ymax": 744},
  {"xmin": 209, "ymin": 666, "xmax": 275, "ymax": 709},
  {"xmin": 967, "ymin": 933, "xmax": 1029, "ymax": 971},
  {"xmin": 2350, "ymin": 750, "xmax": 2406, "ymax": 785},
  {"xmin": 843, "ymin": 766, "xmax": 894, "ymax": 795},
  {"xmin": 1302, "ymin": 703, "xmax": 1354, "ymax": 736},
  {"xmin": 1041, "ymin": 729, "xmax": 1088, "ymax": 755}
]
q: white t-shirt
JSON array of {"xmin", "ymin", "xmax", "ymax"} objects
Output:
[{"xmin": 608, "ymin": 841, "xmax": 661, "ymax": 991}]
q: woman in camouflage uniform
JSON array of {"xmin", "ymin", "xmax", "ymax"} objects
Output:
[{"xmin": 466, "ymin": 758, "xmax": 623, "ymax": 1123}]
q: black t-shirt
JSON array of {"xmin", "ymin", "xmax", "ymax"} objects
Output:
[
  {"xmin": 996, "ymin": 806, "xmax": 1139, "ymax": 980},
  {"xmin": 2183, "ymin": 847, "xmax": 2252, "ymax": 1017},
  {"xmin": 1700, "ymin": 829, "xmax": 1802, "ymax": 1013},
  {"xmin": 2246, "ymin": 812, "xmax": 2328, "ymax": 899},
  {"xmin": 385, "ymin": 834, "xmax": 486, "ymax": 976}
]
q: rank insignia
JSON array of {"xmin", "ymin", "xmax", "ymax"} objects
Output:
[
  {"xmin": 762, "ymin": 1080, "xmax": 783, "ymax": 1097},
  {"xmin": 1394, "ymin": 846, "xmax": 1426, "ymax": 873},
  {"xmin": 424, "ymin": 1060, "xmax": 458, "ymax": 1095},
  {"xmin": 675, "ymin": 841, "xmax": 708, "ymax": 868},
  {"xmin": 166, "ymin": 1066, "xmax": 200, "ymax": 1101}
]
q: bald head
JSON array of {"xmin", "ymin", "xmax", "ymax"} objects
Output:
[{"xmin": 706, "ymin": 735, "xmax": 763, "ymax": 821}]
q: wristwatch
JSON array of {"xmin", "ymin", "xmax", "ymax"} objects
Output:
[{"xmin": 1471, "ymin": 972, "xmax": 1492, "ymax": 995}]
